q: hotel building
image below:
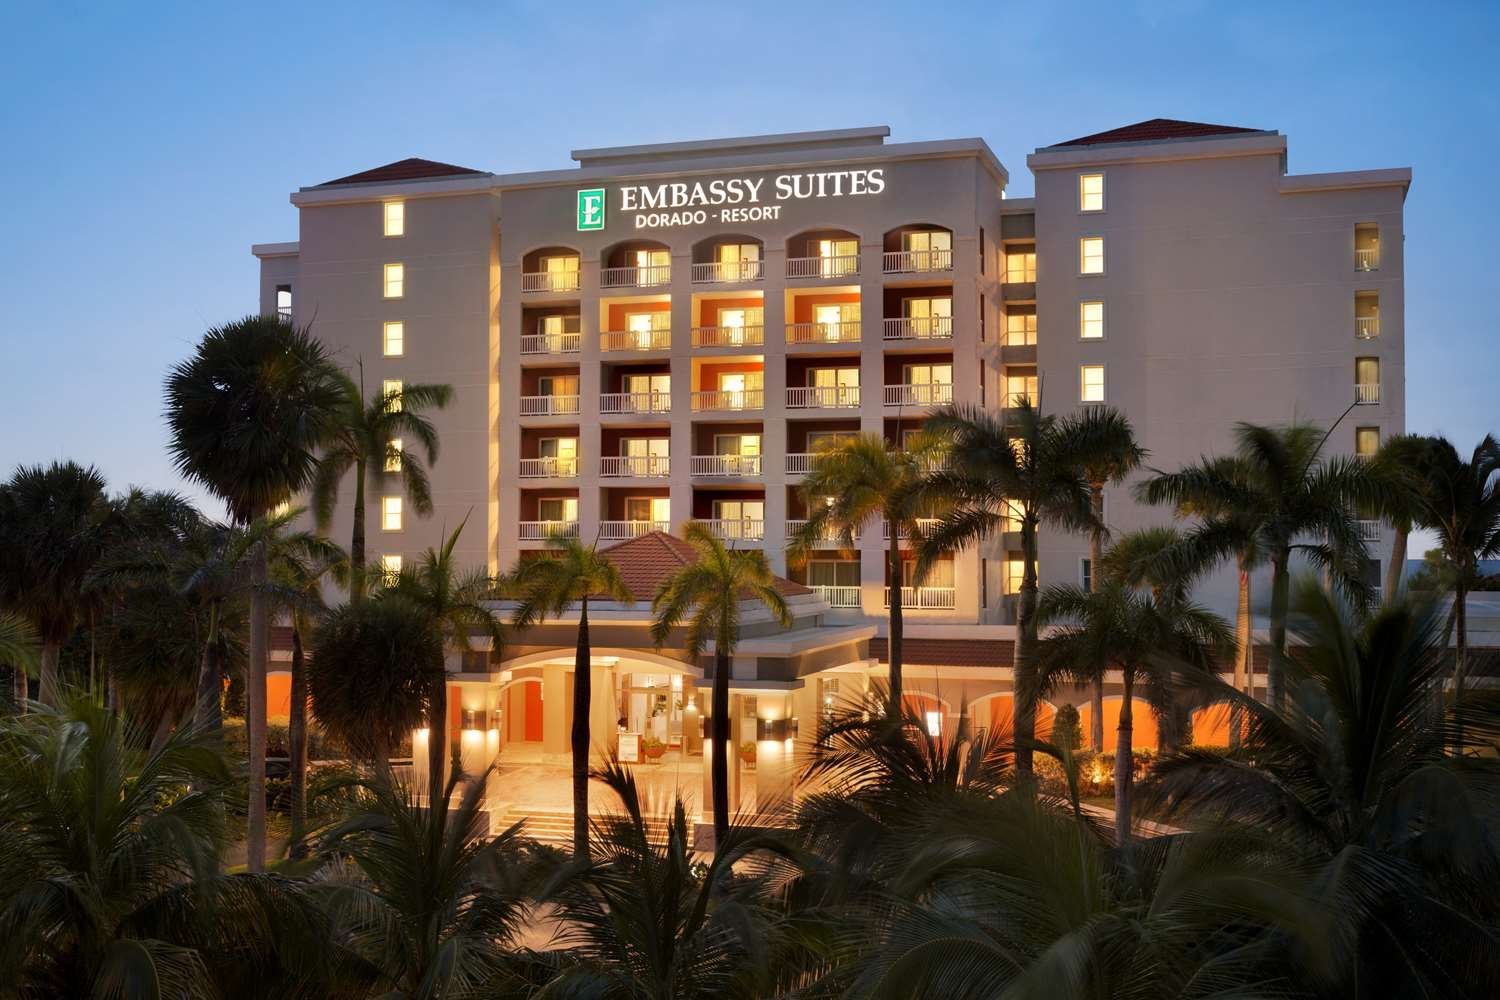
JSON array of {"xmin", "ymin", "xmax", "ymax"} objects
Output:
[{"xmin": 253, "ymin": 120, "xmax": 1409, "ymax": 827}]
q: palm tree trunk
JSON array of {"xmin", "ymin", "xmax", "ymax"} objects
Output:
[
  {"xmin": 38, "ymin": 640, "xmax": 61, "ymax": 708},
  {"xmin": 245, "ymin": 538, "xmax": 269, "ymax": 873},
  {"xmin": 571, "ymin": 597, "xmax": 591, "ymax": 859},
  {"xmin": 1014, "ymin": 517, "xmax": 1041, "ymax": 776},
  {"xmin": 711, "ymin": 645, "xmax": 731, "ymax": 849},
  {"xmin": 288, "ymin": 623, "xmax": 309, "ymax": 860},
  {"xmin": 1385, "ymin": 525, "xmax": 1408, "ymax": 599},
  {"xmin": 10, "ymin": 663, "xmax": 25, "ymax": 713},
  {"xmin": 193, "ymin": 607, "xmax": 222, "ymax": 732},
  {"xmin": 1267, "ymin": 550, "xmax": 1291, "ymax": 710},
  {"xmin": 428, "ymin": 670, "xmax": 446, "ymax": 821},
  {"xmin": 1231, "ymin": 561, "xmax": 1252, "ymax": 748},
  {"xmin": 1453, "ymin": 580, "xmax": 1469, "ymax": 749},
  {"xmin": 350, "ymin": 461, "xmax": 368, "ymax": 604},
  {"xmin": 1115, "ymin": 670, "xmax": 1134, "ymax": 847},
  {"xmin": 1089, "ymin": 523, "xmax": 1104, "ymax": 752},
  {"xmin": 887, "ymin": 530, "xmax": 904, "ymax": 713}
]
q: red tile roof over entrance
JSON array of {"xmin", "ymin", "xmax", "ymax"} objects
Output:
[
  {"xmin": 869, "ymin": 637, "xmax": 1014, "ymax": 669},
  {"xmin": 316, "ymin": 157, "xmax": 488, "ymax": 188},
  {"xmin": 1049, "ymin": 118, "xmax": 1266, "ymax": 148},
  {"xmin": 599, "ymin": 531, "xmax": 811, "ymax": 603}
]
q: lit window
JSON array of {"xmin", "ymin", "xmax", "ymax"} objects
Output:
[
  {"xmin": 385, "ymin": 438, "xmax": 403, "ymax": 473},
  {"xmin": 1079, "ymin": 301, "xmax": 1104, "ymax": 339},
  {"xmin": 1356, "ymin": 357, "xmax": 1380, "ymax": 404},
  {"xmin": 380, "ymin": 554, "xmax": 403, "ymax": 582},
  {"xmin": 275, "ymin": 285, "xmax": 292, "ymax": 322},
  {"xmin": 1079, "ymin": 173, "xmax": 1105, "ymax": 212},
  {"xmin": 383, "ymin": 321, "xmax": 404, "ymax": 357},
  {"xmin": 1355, "ymin": 427, "xmax": 1380, "ymax": 459},
  {"xmin": 1080, "ymin": 365, "xmax": 1105, "ymax": 402},
  {"xmin": 925, "ymin": 710, "xmax": 942, "ymax": 737},
  {"xmin": 1003, "ymin": 554, "xmax": 1025, "ymax": 595},
  {"xmin": 381, "ymin": 496, "xmax": 403, "ymax": 531},
  {"xmin": 1005, "ymin": 371, "xmax": 1038, "ymax": 408},
  {"xmin": 1079, "ymin": 238, "xmax": 1104, "ymax": 275},
  {"xmin": 538, "ymin": 497, "xmax": 579, "ymax": 523},
  {"xmin": 1004, "ymin": 249, "xmax": 1037, "ymax": 283},
  {"xmin": 383, "ymin": 380, "xmax": 403, "ymax": 412},
  {"xmin": 1004, "ymin": 309, "xmax": 1036, "ymax": 346},
  {"xmin": 383, "ymin": 263, "xmax": 404, "ymax": 298},
  {"xmin": 384, "ymin": 201, "xmax": 405, "ymax": 237}
]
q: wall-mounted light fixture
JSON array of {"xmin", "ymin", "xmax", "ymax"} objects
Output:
[{"xmin": 756, "ymin": 717, "xmax": 798, "ymax": 741}]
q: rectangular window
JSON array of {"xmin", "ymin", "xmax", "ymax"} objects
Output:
[
  {"xmin": 1079, "ymin": 173, "xmax": 1105, "ymax": 212},
  {"xmin": 713, "ymin": 434, "xmax": 761, "ymax": 457},
  {"xmin": 383, "ymin": 263, "xmax": 404, "ymax": 298},
  {"xmin": 380, "ymin": 553, "xmax": 402, "ymax": 582},
  {"xmin": 538, "ymin": 374, "xmax": 580, "ymax": 397},
  {"xmin": 385, "ymin": 438, "xmax": 403, "ymax": 473},
  {"xmin": 1079, "ymin": 238, "xmax": 1104, "ymax": 275},
  {"xmin": 903, "ymin": 363, "xmax": 953, "ymax": 387},
  {"xmin": 1004, "ymin": 248, "xmax": 1037, "ymax": 283},
  {"xmin": 806, "ymin": 430, "xmax": 855, "ymax": 452},
  {"xmin": 1004, "ymin": 308, "xmax": 1037, "ymax": 346},
  {"xmin": 1080, "ymin": 365, "xmax": 1105, "ymax": 402},
  {"xmin": 625, "ymin": 496, "xmax": 670, "ymax": 522},
  {"xmin": 717, "ymin": 242, "xmax": 761, "ymax": 279},
  {"xmin": 719, "ymin": 306, "xmax": 764, "ymax": 345},
  {"xmin": 384, "ymin": 201, "xmax": 405, "ymax": 237},
  {"xmin": 1003, "ymin": 553, "xmax": 1024, "ymax": 595},
  {"xmin": 383, "ymin": 380, "xmax": 403, "ymax": 412},
  {"xmin": 1356, "ymin": 357, "xmax": 1380, "ymax": 403},
  {"xmin": 1079, "ymin": 301, "xmax": 1104, "ymax": 339},
  {"xmin": 381, "ymin": 496, "xmax": 403, "ymax": 531},
  {"xmin": 1355, "ymin": 426, "xmax": 1380, "ymax": 458},
  {"xmin": 1080, "ymin": 557, "xmax": 1093, "ymax": 591},
  {"xmin": 275, "ymin": 285, "xmax": 292, "ymax": 321},
  {"xmin": 816, "ymin": 237, "xmax": 859, "ymax": 277},
  {"xmin": 383, "ymin": 321, "xmax": 404, "ymax": 357},
  {"xmin": 807, "ymin": 560, "xmax": 860, "ymax": 588},
  {"xmin": 713, "ymin": 499, "xmax": 765, "ymax": 522},
  {"xmin": 1005, "ymin": 371, "xmax": 1038, "ymax": 408},
  {"xmin": 538, "ymin": 497, "xmax": 579, "ymax": 523}
]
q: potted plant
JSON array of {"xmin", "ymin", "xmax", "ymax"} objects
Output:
[
  {"xmin": 642, "ymin": 736, "xmax": 666, "ymax": 762},
  {"xmin": 738, "ymin": 741, "xmax": 757, "ymax": 766}
]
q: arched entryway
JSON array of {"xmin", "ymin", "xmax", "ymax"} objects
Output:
[{"xmin": 1075, "ymin": 697, "xmax": 1160, "ymax": 753}]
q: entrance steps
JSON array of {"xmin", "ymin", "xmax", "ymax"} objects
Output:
[{"xmin": 499, "ymin": 806, "xmax": 679, "ymax": 847}]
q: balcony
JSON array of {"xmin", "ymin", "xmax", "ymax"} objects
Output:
[
  {"xmin": 519, "ymin": 395, "xmax": 581, "ymax": 417},
  {"xmin": 1355, "ymin": 383, "xmax": 1381, "ymax": 405},
  {"xmin": 691, "ymin": 389, "xmax": 763, "ymax": 412},
  {"xmin": 1357, "ymin": 519, "xmax": 1382, "ymax": 541},
  {"xmin": 690, "ymin": 454, "xmax": 762, "ymax": 477},
  {"xmin": 883, "ymin": 518, "xmax": 941, "ymax": 539},
  {"xmin": 600, "ymin": 455, "xmax": 670, "ymax": 478},
  {"xmin": 812, "ymin": 584, "xmax": 862, "ymax": 609},
  {"xmin": 786, "ymin": 320, "xmax": 861, "ymax": 344},
  {"xmin": 883, "ymin": 383, "xmax": 953, "ymax": 407},
  {"xmin": 600, "ymin": 329, "xmax": 671, "ymax": 352},
  {"xmin": 1356, "ymin": 317, "xmax": 1379, "ymax": 340},
  {"xmin": 786, "ymin": 520, "xmax": 857, "ymax": 546},
  {"xmin": 521, "ymin": 271, "xmax": 580, "ymax": 294},
  {"xmin": 883, "ymin": 317, "xmax": 953, "ymax": 342},
  {"xmin": 518, "ymin": 457, "xmax": 578, "ymax": 478},
  {"xmin": 786, "ymin": 385, "xmax": 860, "ymax": 409},
  {"xmin": 702, "ymin": 519, "xmax": 765, "ymax": 542},
  {"xmin": 1356, "ymin": 247, "xmax": 1379, "ymax": 272},
  {"xmin": 884, "ymin": 586, "xmax": 957, "ymax": 610},
  {"xmin": 520, "ymin": 332, "xmax": 581, "ymax": 356},
  {"xmin": 786, "ymin": 453, "xmax": 814, "ymax": 476},
  {"xmin": 786, "ymin": 255, "xmax": 859, "ymax": 279},
  {"xmin": 518, "ymin": 520, "xmax": 579, "ymax": 541},
  {"xmin": 691, "ymin": 260, "xmax": 764, "ymax": 284},
  {"xmin": 599, "ymin": 392, "xmax": 671, "ymax": 415},
  {"xmin": 691, "ymin": 325, "xmax": 764, "ymax": 348},
  {"xmin": 600, "ymin": 264, "xmax": 670, "ymax": 289},
  {"xmin": 600, "ymin": 520, "xmax": 670, "ymax": 541},
  {"xmin": 882, "ymin": 250, "xmax": 953, "ymax": 274}
]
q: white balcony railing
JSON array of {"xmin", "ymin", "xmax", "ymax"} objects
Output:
[
  {"xmin": 812, "ymin": 584, "xmax": 862, "ymax": 609},
  {"xmin": 883, "ymin": 316, "xmax": 953, "ymax": 341},
  {"xmin": 882, "ymin": 249, "xmax": 953, "ymax": 274},
  {"xmin": 691, "ymin": 325, "xmax": 764, "ymax": 348},
  {"xmin": 786, "ymin": 385, "xmax": 860, "ymax": 409},
  {"xmin": 690, "ymin": 454, "xmax": 762, "ymax": 477},
  {"xmin": 883, "ymin": 383, "xmax": 954, "ymax": 407},
  {"xmin": 599, "ymin": 455, "xmax": 671, "ymax": 478},
  {"xmin": 1356, "ymin": 248, "xmax": 1379, "ymax": 271},
  {"xmin": 520, "ymin": 332, "xmax": 581, "ymax": 355},
  {"xmin": 521, "ymin": 271, "xmax": 580, "ymax": 293},
  {"xmin": 518, "ymin": 520, "xmax": 580, "ymax": 541},
  {"xmin": 599, "ymin": 264, "xmax": 670, "ymax": 288},
  {"xmin": 883, "ymin": 518, "xmax": 941, "ymax": 539},
  {"xmin": 702, "ymin": 519, "xmax": 765, "ymax": 542},
  {"xmin": 786, "ymin": 320, "xmax": 861, "ymax": 344},
  {"xmin": 785, "ymin": 520, "xmax": 857, "ymax": 546},
  {"xmin": 519, "ymin": 394, "xmax": 581, "ymax": 417},
  {"xmin": 599, "ymin": 520, "xmax": 670, "ymax": 540},
  {"xmin": 691, "ymin": 260, "xmax": 764, "ymax": 283},
  {"xmin": 1355, "ymin": 382, "xmax": 1381, "ymax": 405},
  {"xmin": 786, "ymin": 453, "xmax": 814, "ymax": 475},
  {"xmin": 691, "ymin": 389, "xmax": 763, "ymax": 411},
  {"xmin": 600, "ymin": 329, "xmax": 671, "ymax": 352},
  {"xmin": 599, "ymin": 392, "xmax": 671, "ymax": 415},
  {"xmin": 1357, "ymin": 519, "xmax": 1382, "ymax": 541},
  {"xmin": 518, "ymin": 457, "xmax": 578, "ymax": 478},
  {"xmin": 785, "ymin": 255, "xmax": 860, "ymax": 279},
  {"xmin": 884, "ymin": 586, "xmax": 957, "ymax": 610},
  {"xmin": 1355, "ymin": 317, "xmax": 1379, "ymax": 340}
]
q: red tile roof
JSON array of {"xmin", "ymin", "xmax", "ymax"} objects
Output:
[
  {"xmin": 316, "ymin": 157, "xmax": 488, "ymax": 188},
  {"xmin": 869, "ymin": 637, "xmax": 1014, "ymax": 668},
  {"xmin": 1049, "ymin": 119, "xmax": 1266, "ymax": 149},
  {"xmin": 599, "ymin": 531, "xmax": 811, "ymax": 603}
]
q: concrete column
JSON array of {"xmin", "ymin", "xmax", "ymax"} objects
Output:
[
  {"xmin": 542, "ymin": 662, "xmax": 568, "ymax": 762},
  {"xmin": 752, "ymin": 691, "xmax": 797, "ymax": 819},
  {"xmin": 590, "ymin": 663, "xmax": 618, "ymax": 762}
]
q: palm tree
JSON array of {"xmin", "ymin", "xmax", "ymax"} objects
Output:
[
  {"xmin": 308, "ymin": 595, "xmax": 443, "ymax": 781},
  {"xmin": 1034, "ymin": 581, "xmax": 1233, "ymax": 844},
  {"xmin": 918, "ymin": 402, "xmax": 1107, "ymax": 775},
  {"xmin": 165, "ymin": 314, "xmax": 344, "ymax": 872},
  {"xmin": 651, "ymin": 522, "xmax": 792, "ymax": 848},
  {"xmin": 0, "ymin": 461, "xmax": 112, "ymax": 707},
  {"xmin": 1137, "ymin": 422, "xmax": 1374, "ymax": 708},
  {"xmin": 385, "ymin": 516, "xmax": 502, "ymax": 815},
  {"xmin": 1142, "ymin": 580, "xmax": 1500, "ymax": 994},
  {"xmin": 309, "ymin": 764, "xmax": 530, "ymax": 996},
  {"xmin": 0, "ymin": 612, "xmax": 38, "ymax": 709},
  {"xmin": 312, "ymin": 366, "xmax": 452, "ymax": 604},
  {"xmin": 507, "ymin": 535, "xmax": 631, "ymax": 858},
  {"xmin": 791, "ymin": 433, "xmax": 936, "ymax": 711},
  {"xmin": 1369, "ymin": 433, "xmax": 1436, "ymax": 599}
]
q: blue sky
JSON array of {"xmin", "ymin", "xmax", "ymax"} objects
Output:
[{"xmin": 1, "ymin": 1, "xmax": 1495, "ymax": 533}]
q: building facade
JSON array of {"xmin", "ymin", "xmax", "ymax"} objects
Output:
[{"xmin": 253, "ymin": 121, "xmax": 1410, "ymax": 827}]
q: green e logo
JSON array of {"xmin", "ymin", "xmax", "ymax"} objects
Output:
[{"xmin": 577, "ymin": 189, "xmax": 605, "ymax": 231}]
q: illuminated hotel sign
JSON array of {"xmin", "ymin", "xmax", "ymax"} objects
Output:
[{"xmin": 579, "ymin": 168, "xmax": 887, "ymax": 231}]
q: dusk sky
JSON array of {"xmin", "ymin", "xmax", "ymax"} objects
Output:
[{"xmin": 2, "ymin": 1, "xmax": 1495, "ymax": 545}]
